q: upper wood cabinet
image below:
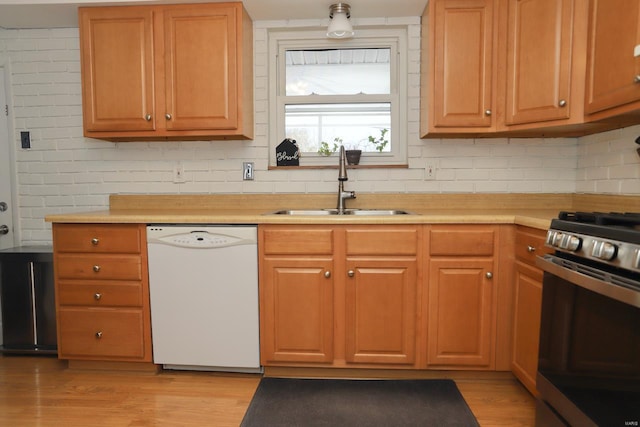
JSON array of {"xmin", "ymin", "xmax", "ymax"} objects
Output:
[
  {"xmin": 421, "ymin": 0, "xmax": 594, "ymax": 137},
  {"xmin": 584, "ymin": 0, "xmax": 640, "ymax": 122},
  {"xmin": 422, "ymin": 0, "xmax": 497, "ymax": 134},
  {"xmin": 79, "ymin": 3, "xmax": 253, "ymax": 141},
  {"xmin": 505, "ymin": 0, "xmax": 584, "ymax": 127}
]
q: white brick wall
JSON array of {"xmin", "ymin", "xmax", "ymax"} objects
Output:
[{"xmin": 0, "ymin": 20, "xmax": 637, "ymax": 245}]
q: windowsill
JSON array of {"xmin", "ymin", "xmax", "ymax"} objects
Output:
[{"xmin": 268, "ymin": 164, "xmax": 408, "ymax": 170}]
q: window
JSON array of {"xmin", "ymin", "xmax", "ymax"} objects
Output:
[{"xmin": 269, "ymin": 28, "xmax": 408, "ymax": 167}]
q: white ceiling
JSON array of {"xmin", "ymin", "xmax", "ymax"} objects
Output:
[{"xmin": 0, "ymin": 0, "xmax": 427, "ymax": 29}]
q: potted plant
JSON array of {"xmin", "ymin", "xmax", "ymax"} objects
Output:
[
  {"xmin": 367, "ymin": 128, "xmax": 389, "ymax": 152},
  {"xmin": 345, "ymin": 147, "xmax": 362, "ymax": 165},
  {"xmin": 318, "ymin": 139, "xmax": 339, "ymax": 156}
]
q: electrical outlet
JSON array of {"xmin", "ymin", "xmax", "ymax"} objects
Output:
[
  {"xmin": 425, "ymin": 162, "xmax": 436, "ymax": 180},
  {"xmin": 243, "ymin": 162, "xmax": 254, "ymax": 180},
  {"xmin": 173, "ymin": 162, "xmax": 186, "ymax": 183}
]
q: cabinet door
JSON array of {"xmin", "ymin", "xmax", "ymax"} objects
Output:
[
  {"xmin": 505, "ymin": 0, "xmax": 573, "ymax": 125},
  {"xmin": 585, "ymin": 0, "xmax": 640, "ymax": 115},
  {"xmin": 432, "ymin": 0, "xmax": 495, "ymax": 128},
  {"xmin": 163, "ymin": 5, "xmax": 239, "ymax": 131},
  {"xmin": 260, "ymin": 258, "xmax": 334, "ymax": 364},
  {"xmin": 511, "ymin": 261, "xmax": 543, "ymax": 395},
  {"xmin": 79, "ymin": 7, "xmax": 155, "ymax": 132},
  {"xmin": 344, "ymin": 258, "xmax": 417, "ymax": 365},
  {"xmin": 427, "ymin": 258, "xmax": 495, "ymax": 368}
]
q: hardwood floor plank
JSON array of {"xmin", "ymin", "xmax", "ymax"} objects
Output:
[{"xmin": 0, "ymin": 355, "xmax": 536, "ymax": 426}]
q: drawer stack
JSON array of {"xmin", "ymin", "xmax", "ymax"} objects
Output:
[{"xmin": 52, "ymin": 224, "xmax": 152, "ymax": 362}]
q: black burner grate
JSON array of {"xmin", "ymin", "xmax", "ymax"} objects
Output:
[{"xmin": 558, "ymin": 211, "xmax": 640, "ymax": 227}]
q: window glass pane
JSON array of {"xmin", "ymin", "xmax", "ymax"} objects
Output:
[
  {"xmin": 285, "ymin": 103, "xmax": 391, "ymax": 153},
  {"xmin": 285, "ymin": 48, "xmax": 390, "ymax": 96}
]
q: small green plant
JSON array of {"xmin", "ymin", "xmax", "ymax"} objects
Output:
[
  {"xmin": 367, "ymin": 128, "xmax": 389, "ymax": 152},
  {"xmin": 317, "ymin": 137, "xmax": 342, "ymax": 156}
]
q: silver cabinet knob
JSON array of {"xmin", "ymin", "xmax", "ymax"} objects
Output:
[
  {"xmin": 145, "ymin": 114, "xmax": 152, "ymax": 121},
  {"xmin": 0, "ymin": 202, "xmax": 7, "ymax": 212},
  {"xmin": 93, "ymin": 265, "xmax": 101, "ymax": 273},
  {"xmin": 91, "ymin": 238, "xmax": 99, "ymax": 246},
  {"xmin": 324, "ymin": 271, "xmax": 331, "ymax": 278},
  {"xmin": 635, "ymin": 75, "xmax": 640, "ymax": 83},
  {"xmin": 558, "ymin": 99, "xmax": 567, "ymax": 107},
  {"xmin": 165, "ymin": 113, "xmax": 172, "ymax": 120},
  {"xmin": 348, "ymin": 270, "xmax": 355, "ymax": 277},
  {"xmin": 485, "ymin": 109, "xmax": 492, "ymax": 116},
  {"xmin": 94, "ymin": 293, "xmax": 102, "ymax": 301},
  {"xmin": 485, "ymin": 272, "xmax": 493, "ymax": 279},
  {"xmin": 95, "ymin": 331, "xmax": 103, "ymax": 339},
  {"xmin": 0, "ymin": 225, "xmax": 8, "ymax": 235},
  {"xmin": 527, "ymin": 246, "xmax": 536, "ymax": 253}
]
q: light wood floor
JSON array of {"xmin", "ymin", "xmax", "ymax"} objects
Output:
[{"xmin": 0, "ymin": 355, "xmax": 536, "ymax": 426}]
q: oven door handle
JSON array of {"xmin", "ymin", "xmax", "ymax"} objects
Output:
[{"xmin": 536, "ymin": 254, "xmax": 640, "ymax": 308}]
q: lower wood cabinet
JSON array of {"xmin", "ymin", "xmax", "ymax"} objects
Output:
[
  {"xmin": 426, "ymin": 225, "xmax": 500, "ymax": 369},
  {"xmin": 427, "ymin": 257, "xmax": 495, "ymax": 368},
  {"xmin": 511, "ymin": 226, "xmax": 552, "ymax": 395},
  {"xmin": 260, "ymin": 257, "xmax": 334, "ymax": 364},
  {"xmin": 259, "ymin": 224, "xmax": 421, "ymax": 368},
  {"xmin": 52, "ymin": 223, "xmax": 152, "ymax": 363},
  {"xmin": 344, "ymin": 259, "xmax": 417, "ymax": 365}
]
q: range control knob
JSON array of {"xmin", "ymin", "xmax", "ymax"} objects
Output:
[
  {"xmin": 634, "ymin": 250, "xmax": 640, "ymax": 270},
  {"xmin": 591, "ymin": 241, "xmax": 617, "ymax": 261},
  {"xmin": 559, "ymin": 234, "xmax": 582, "ymax": 252},
  {"xmin": 545, "ymin": 231, "xmax": 557, "ymax": 246},
  {"xmin": 546, "ymin": 231, "xmax": 564, "ymax": 248}
]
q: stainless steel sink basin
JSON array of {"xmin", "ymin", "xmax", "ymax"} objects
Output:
[{"xmin": 268, "ymin": 209, "xmax": 415, "ymax": 216}]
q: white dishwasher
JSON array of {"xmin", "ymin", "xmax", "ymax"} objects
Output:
[{"xmin": 146, "ymin": 225, "xmax": 260, "ymax": 372}]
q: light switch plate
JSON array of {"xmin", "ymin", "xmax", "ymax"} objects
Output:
[{"xmin": 243, "ymin": 162, "xmax": 254, "ymax": 180}]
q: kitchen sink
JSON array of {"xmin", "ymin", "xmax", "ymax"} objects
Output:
[{"xmin": 268, "ymin": 209, "xmax": 416, "ymax": 216}]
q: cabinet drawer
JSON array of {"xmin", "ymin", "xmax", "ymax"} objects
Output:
[
  {"xmin": 57, "ymin": 307, "xmax": 146, "ymax": 359},
  {"xmin": 515, "ymin": 227, "xmax": 552, "ymax": 265},
  {"xmin": 262, "ymin": 226, "xmax": 333, "ymax": 255},
  {"xmin": 57, "ymin": 281, "xmax": 143, "ymax": 307},
  {"xmin": 430, "ymin": 226, "xmax": 495, "ymax": 256},
  {"xmin": 346, "ymin": 227, "xmax": 419, "ymax": 256},
  {"xmin": 55, "ymin": 254, "xmax": 143, "ymax": 281},
  {"xmin": 53, "ymin": 224, "xmax": 142, "ymax": 253}
]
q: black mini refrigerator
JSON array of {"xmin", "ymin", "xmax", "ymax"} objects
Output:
[{"xmin": 0, "ymin": 246, "xmax": 57, "ymax": 354}]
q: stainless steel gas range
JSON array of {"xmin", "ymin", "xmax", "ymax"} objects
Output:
[{"xmin": 536, "ymin": 212, "xmax": 640, "ymax": 427}]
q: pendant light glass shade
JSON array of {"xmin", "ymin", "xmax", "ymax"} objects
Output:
[{"xmin": 327, "ymin": 3, "xmax": 354, "ymax": 39}]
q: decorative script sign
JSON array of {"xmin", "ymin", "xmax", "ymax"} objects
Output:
[{"xmin": 276, "ymin": 138, "xmax": 300, "ymax": 166}]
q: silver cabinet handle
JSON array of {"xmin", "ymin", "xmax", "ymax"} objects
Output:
[
  {"xmin": 324, "ymin": 271, "xmax": 331, "ymax": 278},
  {"xmin": 94, "ymin": 293, "xmax": 102, "ymax": 301},
  {"xmin": 485, "ymin": 272, "xmax": 493, "ymax": 279},
  {"xmin": 348, "ymin": 270, "xmax": 355, "ymax": 277},
  {"xmin": 527, "ymin": 246, "xmax": 536, "ymax": 253},
  {"xmin": 485, "ymin": 109, "xmax": 492, "ymax": 116},
  {"xmin": 558, "ymin": 99, "xmax": 567, "ymax": 107},
  {"xmin": 145, "ymin": 114, "xmax": 152, "ymax": 121},
  {"xmin": 165, "ymin": 113, "xmax": 172, "ymax": 120},
  {"xmin": 93, "ymin": 265, "xmax": 101, "ymax": 273},
  {"xmin": 95, "ymin": 331, "xmax": 103, "ymax": 339},
  {"xmin": 0, "ymin": 225, "xmax": 8, "ymax": 235},
  {"xmin": 91, "ymin": 238, "xmax": 99, "ymax": 246}
]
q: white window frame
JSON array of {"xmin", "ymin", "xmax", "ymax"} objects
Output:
[{"xmin": 268, "ymin": 27, "xmax": 408, "ymax": 167}]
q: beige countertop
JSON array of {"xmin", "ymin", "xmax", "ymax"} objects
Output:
[
  {"xmin": 44, "ymin": 206, "xmax": 557, "ymax": 229},
  {"xmin": 44, "ymin": 193, "xmax": 640, "ymax": 231}
]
